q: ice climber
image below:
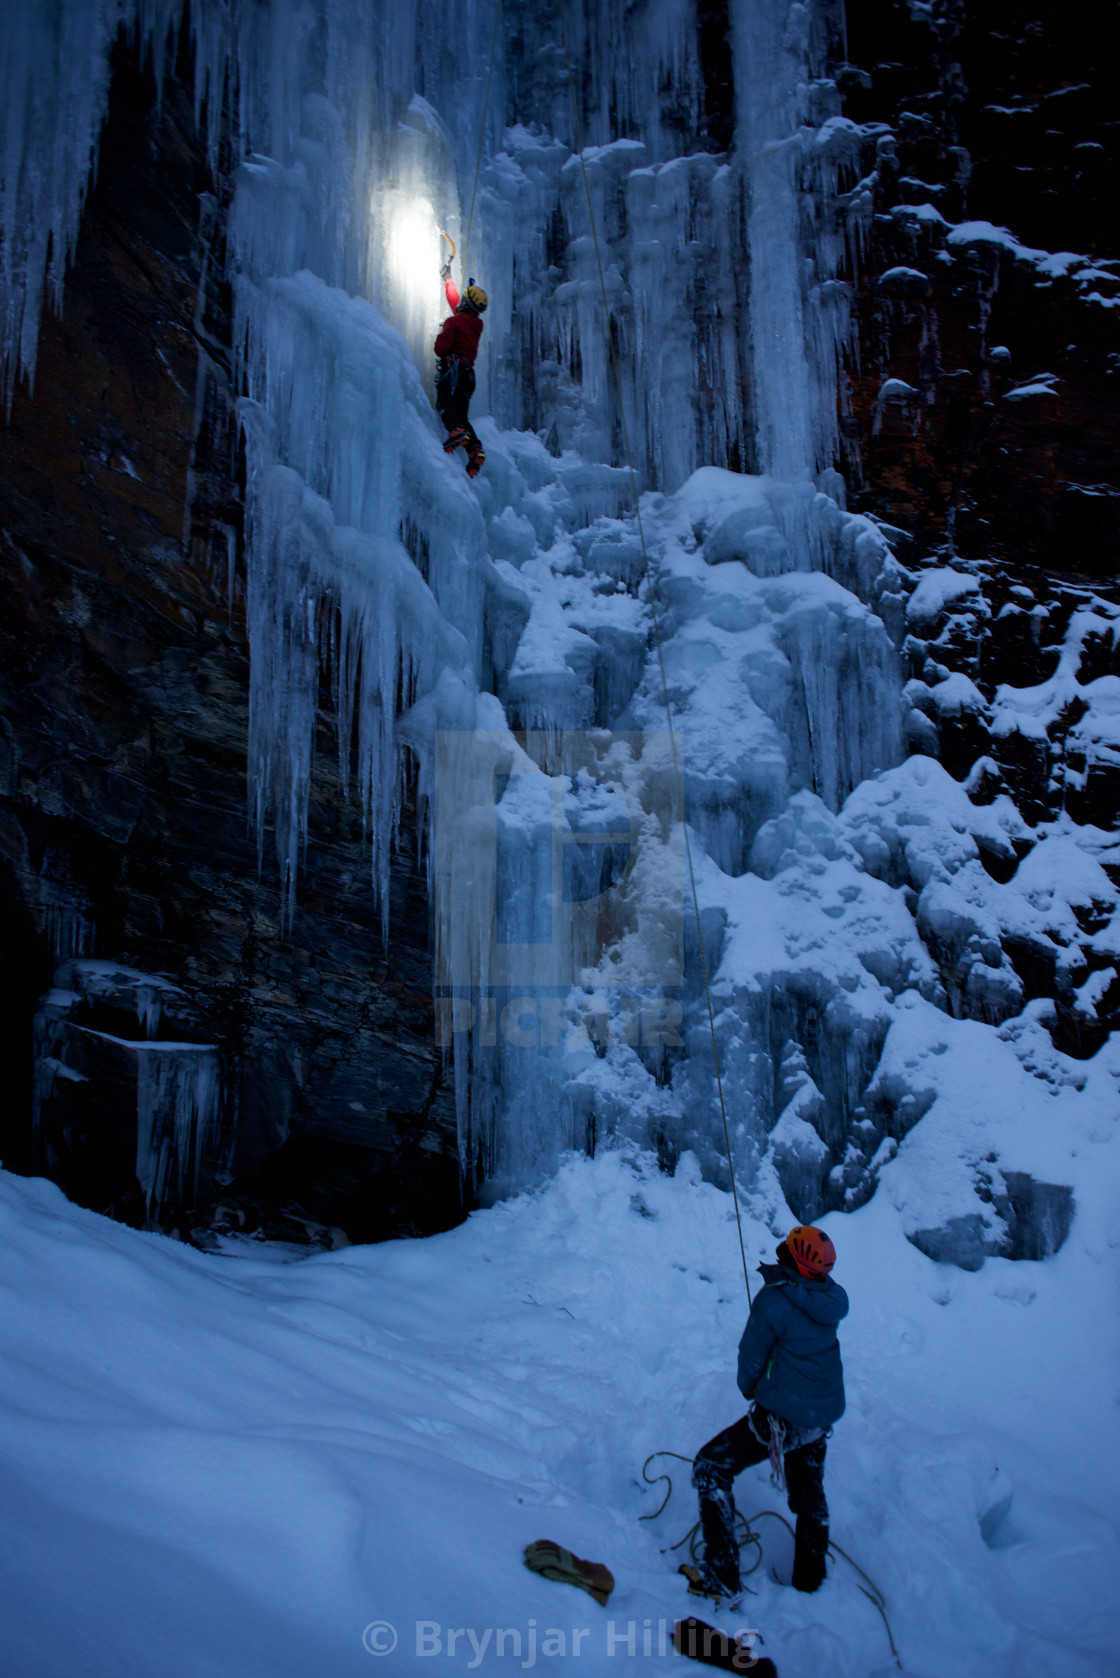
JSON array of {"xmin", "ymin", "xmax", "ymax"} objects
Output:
[
  {"xmin": 435, "ymin": 257, "xmax": 488, "ymax": 478},
  {"xmin": 683, "ymin": 1224, "xmax": 848, "ymax": 1601}
]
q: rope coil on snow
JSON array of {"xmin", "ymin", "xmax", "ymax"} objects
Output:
[
  {"xmin": 639, "ymin": 1452, "xmax": 903, "ymax": 1668},
  {"xmin": 556, "ymin": 0, "xmax": 752, "ymax": 1304}
]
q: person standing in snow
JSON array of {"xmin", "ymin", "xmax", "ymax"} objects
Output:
[
  {"xmin": 435, "ymin": 260, "xmax": 488, "ymax": 478},
  {"xmin": 684, "ymin": 1224, "xmax": 848, "ymax": 1601}
]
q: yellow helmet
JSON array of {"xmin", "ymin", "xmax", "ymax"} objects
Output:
[{"xmin": 464, "ymin": 283, "xmax": 488, "ymax": 311}]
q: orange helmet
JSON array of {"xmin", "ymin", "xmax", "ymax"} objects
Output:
[{"xmin": 787, "ymin": 1225, "xmax": 836, "ymax": 1279}]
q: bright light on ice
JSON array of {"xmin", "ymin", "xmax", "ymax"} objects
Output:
[
  {"xmin": 385, "ymin": 192, "xmax": 440, "ymax": 302},
  {"xmin": 375, "ymin": 189, "xmax": 444, "ymax": 380}
]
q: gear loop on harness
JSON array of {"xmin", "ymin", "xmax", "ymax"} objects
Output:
[{"xmin": 747, "ymin": 1406, "xmax": 788, "ymax": 1490}]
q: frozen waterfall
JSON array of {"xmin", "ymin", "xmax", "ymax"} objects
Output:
[
  {"xmin": 0, "ymin": 0, "xmax": 901, "ymax": 1206},
  {"xmin": 8, "ymin": 0, "xmax": 1096, "ymax": 1276}
]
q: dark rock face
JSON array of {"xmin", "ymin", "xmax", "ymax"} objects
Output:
[
  {"xmin": 34, "ymin": 961, "xmax": 228, "ymax": 1230},
  {"xmin": 0, "ymin": 32, "xmax": 466, "ymax": 1246},
  {"xmin": 840, "ymin": 0, "xmax": 1120, "ymax": 579},
  {"xmin": 830, "ymin": 0, "xmax": 1120, "ymax": 1066}
]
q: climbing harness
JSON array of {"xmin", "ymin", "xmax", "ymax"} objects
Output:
[
  {"xmin": 639, "ymin": 1452, "xmax": 903, "ymax": 1669},
  {"xmin": 555, "ymin": 0, "xmax": 751, "ymax": 1303}
]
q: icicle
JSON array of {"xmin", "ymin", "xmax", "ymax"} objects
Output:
[
  {"xmin": 0, "ymin": 0, "xmax": 231, "ymax": 404},
  {"xmin": 0, "ymin": 0, "xmax": 130, "ymax": 403},
  {"xmin": 732, "ymin": 0, "xmax": 816, "ymax": 479},
  {"xmin": 135, "ymin": 1043, "xmax": 222, "ymax": 1221}
]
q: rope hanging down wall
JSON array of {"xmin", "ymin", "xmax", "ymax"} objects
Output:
[
  {"xmin": 456, "ymin": 37, "xmax": 902, "ymax": 1664},
  {"xmin": 461, "ymin": 0, "xmax": 504, "ymax": 286},
  {"xmin": 456, "ymin": 0, "xmax": 754, "ymax": 1304},
  {"xmin": 554, "ymin": 0, "xmax": 752, "ymax": 1303}
]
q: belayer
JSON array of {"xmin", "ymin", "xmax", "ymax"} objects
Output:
[
  {"xmin": 683, "ymin": 1224, "xmax": 848, "ymax": 1602},
  {"xmin": 435, "ymin": 254, "xmax": 488, "ymax": 478}
]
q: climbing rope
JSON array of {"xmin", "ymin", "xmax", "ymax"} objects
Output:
[
  {"xmin": 639, "ymin": 1449, "xmax": 694, "ymax": 1522},
  {"xmin": 461, "ymin": 0, "xmax": 503, "ymax": 288},
  {"xmin": 555, "ymin": 0, "xmax": 751, "ymax": 1304},
  {"xmin": 456, "ymin": 25, "xmax": 898, "ymax": 1668},
  {"xmin": 456, "ymin": 0, "xmax": 753, "ymax": 1305},
  {"xmin": 639, "ymin": 1452, "xmax": 903, "ymax": 1668},
  {"xmin": 639, "ymin": 1453, "xmax": 766, "ymax": 1588}
]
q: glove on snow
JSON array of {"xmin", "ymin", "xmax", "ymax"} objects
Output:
[{"xmin": 523, "ymin": 1540, "xmax": 614, "ymax": 1607}]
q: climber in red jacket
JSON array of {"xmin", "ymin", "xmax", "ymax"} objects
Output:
[{"xmin": 435, "ymin": 262, "xmax": 488, "ymax": 478}]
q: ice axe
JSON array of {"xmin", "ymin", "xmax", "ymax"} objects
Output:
[{"xmin": 439, "ymin": 229, "xmax": 456, "ymax": 283}]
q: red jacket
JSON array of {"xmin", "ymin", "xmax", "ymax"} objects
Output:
[{"xmin": 434, "ymin": 278, "xmax": 484, "ymax": 367}]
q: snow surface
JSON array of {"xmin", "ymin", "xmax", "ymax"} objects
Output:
[{"xmin": 1, "ymin": 1150, "xmax": 1118, "ymax": 1678}]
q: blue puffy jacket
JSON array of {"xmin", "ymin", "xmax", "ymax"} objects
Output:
[{"xmin": 736, "ymin": 1261, "xmax": 848, "ymax": 1432}]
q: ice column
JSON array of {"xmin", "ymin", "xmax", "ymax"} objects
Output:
[
  {"xmin": 0, "ymin": 0, "xmax": 237, "ymax": 404},
  {"xmin": 0, "ymin": 0, "xmax": 136, "ymax": 402},
  {"xmin": 227, "ymin": 1, "xmax": 493, "ymax": 921},
  {"xmin": 732, "ymin": 0, "xmax": 816, "ymax": 479}
]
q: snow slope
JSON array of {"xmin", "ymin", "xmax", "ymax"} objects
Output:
[{"xmin": 2, "ymin": 1147, "xmax": 1118, "ymax": 1678}]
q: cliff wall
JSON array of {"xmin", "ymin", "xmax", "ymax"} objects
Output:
[
  {"xmin": 0, "ymin": 2, "xmax": 1115, "ymax": 1245},
  {"xmin": 0, "ymin": 30, "xmax": 462, "ymax": 1244}
]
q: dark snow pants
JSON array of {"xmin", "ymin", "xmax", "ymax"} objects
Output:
[
  {"xmin": 692, "ymin": 1408, "xmax": 830, "ymax": 1593},
  {"xmin": 436, "ymin": 360, "xmax": 479, "ymax": 449}
]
